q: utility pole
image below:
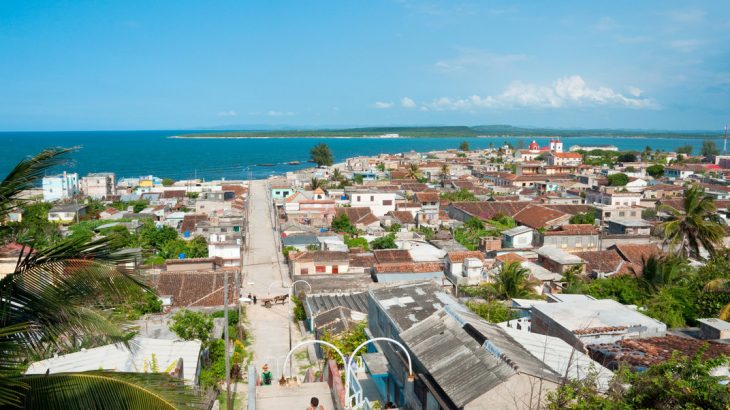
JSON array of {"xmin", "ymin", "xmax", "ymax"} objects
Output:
[{"xmin": 224, "ymin": 270, "xmax": 231, "ymax": 410}]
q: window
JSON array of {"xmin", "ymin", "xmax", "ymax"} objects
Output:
[
  {"xmin": 275, "ymin": 191, "xmax": 280, "ymax": 195},
  {"xmin": 300, "ymin": 268, "xmax": 308, "ymax": 275},
  {"xmin": 382, "ymin": 200, "xmax": 392, "ymax": 206},
  {"xmin": 315, "ymin": 266, "xmax": 326, "ymax": 273},
  {"xmin": 370, "ymin": 196, "xmax": 374, "ymax": 202},
  {"xmin": 619, "ymin": 211, "xmax": 625, "ymax": 217},
  {"xmin": 631, "ymin": 211, "xmax": 636, "ymax": 217},
  {"xmin": 605, "ymin": 212, "xmax": 611, "ymax": 217},
  {"xmin": 357, "ymin": 196, "xmax": 361, "ymax": 202},
  {"xmin": 332, "ymin": 265, "xmax": 339, "ymax": 274}
]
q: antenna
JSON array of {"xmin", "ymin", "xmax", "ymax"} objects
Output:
[{"xmin": 724, "ymin": 125, "xmax": 728, "ymax": 154}]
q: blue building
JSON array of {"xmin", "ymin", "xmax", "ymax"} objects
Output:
[{"xmin": 42, "ymin": 172, "xmax": 79, "ymax": 202}]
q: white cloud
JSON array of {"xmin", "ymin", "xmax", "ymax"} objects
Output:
[
  {"xmin": 373, "ymin": 101, "xmax": 394, "ymax": 109},
  {"xmin": 434, "ymin": 49, "xmax": 528, "ymax": 72},
  {"xmin": 627, "ymin": 86, "xmax": 643, "ymax": 97},
  {"xmin": 669, "ymin": 39, "xmax": 702, "ymax": 52},
  {"xmin": 267, "ymin": 110, "xmax": 294, "ymax": 116},
  {"xmin": 424, "ymin": 75, "xmax": 657, "ymax": 110},
  {"xmin": 217, "ymin": 110, "xmax": 237, "ymax": 117},
  {"xmin": 400, "ymin": 97, "xmax": 417, "ymax": 108}
]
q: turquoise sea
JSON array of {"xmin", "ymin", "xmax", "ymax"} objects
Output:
[{"xmin": 0, "ymin": 131, "xmax": 724, "ymax": 180}]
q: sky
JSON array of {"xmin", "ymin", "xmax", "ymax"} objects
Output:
[{"xmin": 0, "ymin": 0, "xmax": 729, "ymax": 131}]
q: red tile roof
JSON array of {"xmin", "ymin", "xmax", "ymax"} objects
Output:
[
  {"xmin": 374, "ymin": 261, "xmax": 444, "ymax": 273},
  {"xmin": 543, "ymin": 224, "xmax": 598, "ymax": 236},
  {"xmin": 373, "ymin": 249, "xmax": 413, "ymax": 264},
  {"xmin": 446, "ymin": 251, "xmax": 485, "ymax": 263},
  {"xmin": 514, "ymin": 205, "xmax": 568, "ymax": 229},
  {"xmin": 495, "ymin": 253, "xmax": 526, "ymax": 264},
  {"xmin": 414, "ymin": 192, "xmax": 440, "ymax": 203},
  {"xmin": 150, "ymin": 270, "xmax": 238, "ymax": 307}
]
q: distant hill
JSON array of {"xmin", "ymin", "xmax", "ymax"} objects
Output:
[{"xmin": 177, "ymin": 125, "xmax": 720, "ymax": 139}]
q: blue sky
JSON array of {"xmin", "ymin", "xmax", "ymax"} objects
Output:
[{"xmin": 0, "ymin": 0, "xmax": 729, "ymax": 131}]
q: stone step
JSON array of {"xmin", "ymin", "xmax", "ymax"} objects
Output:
[{"xmin": 256, "ymin": 381, "xmax": 334, "ymax": 408}]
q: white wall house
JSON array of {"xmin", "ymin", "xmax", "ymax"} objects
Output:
[
  {"xmin": 585, "ymin": 190, "xmax": 641, "ymax": 207},
  {"xmin": 347, "ymin": 190, "xmax": 397, "ymax": 217},
  {"xmin": 207, "ymin": 233, "xmax": 241, "ymax": 267}
]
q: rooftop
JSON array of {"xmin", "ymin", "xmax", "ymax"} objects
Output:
[
  {"xmin": 532, "ymin": 299, "xmax": 666, "ymax": 335},
  {"xmin": 537, "ymin": 246, "xmax": 584, "ymax": 264}
]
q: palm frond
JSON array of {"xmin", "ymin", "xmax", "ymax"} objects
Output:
[
  {"xmin": 0, "ymin": 147, "xmax": 76, "ymax": 216},
  {"xmin": 17, "ymin": 371, "xmax": 203, "ymax": 410}
]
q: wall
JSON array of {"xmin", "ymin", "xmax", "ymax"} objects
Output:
[{"xmin": 542, "ymin": 234, "xmax": 598, "ymax": 252}]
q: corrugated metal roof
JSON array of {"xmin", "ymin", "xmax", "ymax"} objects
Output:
[{"xmin": 304, "ymin": 292, "xmax": 368, "ymax": 318}]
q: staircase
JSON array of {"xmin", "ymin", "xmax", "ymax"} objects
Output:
[{"xmin": 256, "ymin": 382, "xmax": 334, "ymax": 409}]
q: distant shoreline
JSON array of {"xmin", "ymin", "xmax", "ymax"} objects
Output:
[{"xmin": 171, "ymin": 125, "xmax": 721, "ymax": 140}]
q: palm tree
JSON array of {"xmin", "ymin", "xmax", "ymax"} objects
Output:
[
  {"xmin": 659, "ymin": 184, "xmax": 726, "ymax": 259},
  {"xmin": 439, "ymin": 164, "xmax": 450, "ymax": 183},
  {"xmin": 405, "ymin": 163, "xmax": 422, "ymax": 180},
  {"xmin": 632, "ymin": 255, "xmax": 688, "ymax": 294},
  {"xmin": 309, "ymin": 177, "xmax": 328, "ymax": 191},
  {"xmin": 0, "ymin": 148, "xmax": 201, "ymax": 408},
  {"xmin": 331, "ymin": 168, "xmax": 343, "ymax": 182},
  {"xmin": 487, "ymin": 261, "xmax": 537, "ymax": 299}
]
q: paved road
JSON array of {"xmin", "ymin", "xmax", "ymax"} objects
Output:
[{"xmin": 243, "ymin": 180, "xmax": 304, "ymax": 381}]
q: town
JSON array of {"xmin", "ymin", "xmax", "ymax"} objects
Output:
[{"xmin": 2, "ymin": 136, "xmax": 730, "ymax": 409}]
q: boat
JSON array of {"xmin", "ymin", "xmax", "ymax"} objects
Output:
[
  {"xmin": 287, "ymin": 161, "xmax": 300, "ymax": 165},
  {"xmin": 257, "ymin": 163, "xmax": 275, "ymax": 167}
]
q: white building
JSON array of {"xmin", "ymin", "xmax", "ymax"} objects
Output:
[
  {"xmin": 585, "ymin": 189, "xmax": 642, "ymax": 207},
  {"xmin": 80, "ymin": 172, "xmax": 116, "ymax": 199},
  {"xmin": 548, "ymin": 138, "xmax": 564, "ymax": 153},
  {"xmin": 346, "ymin": 189, "xmax": 398, "ymax": 217},
  {"xmin": 207, "ymin": 233, "xmax": 241, "ymax": 267},
  {"xmin": 42, "ymin": 172, "xmax": 79, "ymax": 202},
  {"xmin": 444, "ymin": 251, "xmax": 486, "ymax": 285}
]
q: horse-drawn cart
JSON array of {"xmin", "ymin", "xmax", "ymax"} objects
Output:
[{"xmin": 259, "ymin": 294, "xmax": 289, "ymax": 308}]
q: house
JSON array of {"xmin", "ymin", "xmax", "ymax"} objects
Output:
[
  {"xmin": 42, "ymin": 172, "xmax": 79, "ymax": 202},
  {"xmin": 531, "ymin": 299, "xmax": 667, "ymax": 350},
  {"xmin": 513, "ymin": 205, "xmax": 570, "ymax": 229},
  {"xmin": 413, "ymin": 192, "xmax": 440, "ymax": 226},
  {"xmin": 0, "ymin": 243, "xmax": 25, "ymax": 279},
  {"xmin": 586, "ymin": 334, "xmax": 730, "ymax": 371},
  {"xmin": 585, "ymin": 189, "xmax": 642, "ymax": 207},
  {"xmin": 288, "ymin": 250, "xmax": 350, "ymax": 275},
  {"xmin": 606, "ymin": 219, "xmax": 652, "ymax": 236},
  {"xmin": 444, "ymin": 251, "xmax": 485, "ymax": 285},
  {"xmin": 346, "ymin": 188, "xmax": 398, "ymax": 216},
  {"xmin": 99, "ymin": 207, "xmax": 124, "ymax": 220},
  {"xmin": 80, "ymin": 172, "xmax": 116, "ymax": 199},
  {"xmin": 573, "ymin": 249, "xmax": 629, "ymax": 278},
  {"xmin": 540, "ymin": 224, "xmax": 599, "ymax": 252},
  {"xmin": 384, "ymin": 211, "xmax": 416, "ymax": 230},
  {"xmin": 150, "ymin": 267, "xmax": 238, "ymax": 307},
  {"xmin": 501, "ymin": 225, "xmax": 534, "ymax": 248},
  {"xmin": 372, "ymin": 249, "xmax": 443, "ymax": 282},
  {"xmin": 281, "ymin": 234, "xmax": 321, "ymax": 251},
  {"xmin": 545, "ymin": 152, "xmax": 582, "ymax": 166},
  {"xmin": 271, "ymin": 185, "xmax": 294, "ymax": 200},
  {"xmin": 47, "ymin": 203, "xmax": 87, "ymax": 223},
  {"xmin": 335, "ymin": 207, "xmax": 380, "ymax": 230},
  {"xmin": 25, "ymin": 337, "xmax": 203, "ymax": 385},
  {"xmin": 607, "ymin": 243, "xmax": 663, "ymax": 274},
  {"xmin": 664, "ymin": 166, "xmax": 695, "ymax": 180},
  {"xmin": 536, "ymin": 246, "xmax": 585, "ymax": 274},
  {"xmin": 593, "ymin": 204, "xmax": 643, "ymax": 225},
  {"xmin": 369, "ymin": 282, "xmax": 561, "ymax": 409},
  {"xmin": 207, "ymin": 233, "xmax": 241, "ymax": 267}
]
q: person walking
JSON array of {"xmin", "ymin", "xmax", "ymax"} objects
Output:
[{"xmin": 253, "ymin": 294, "xmax": 257, "ymax": 305}]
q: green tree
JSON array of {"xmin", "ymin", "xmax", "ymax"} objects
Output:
[
  {"xmin": 659, "ymin": 184, "xmax": 725, "ymax": 258},
  {"xmin": 607, "ymin": 173, "xmax": 629, "ymax": 186},
  {"xmin": 170, "ymin": 309, "xmax": 214, "ymax": 344},
  {"xmin": 486, "ymin": 261, "xmax": 537, "ymax": 299},
  {"xmin": 701, "ymin": 140, "xmax": 720, "ymax": 157},
  {"xmin": 569, "ymin": 212, "xmax": 595, "ymax": 225},
  {"xmin": 9, "ymin": 202, "xmax": 62, "ymax": 248},
  {"xmin": 677, "ymin": 145, "xmax": 693, "ymax": 155},
  {"xmin": 331, "ymin": 213, "xmax": 356, "ymax": 235},
  {"xmin": 459, "ymin": 140, "xmax": 470, "ymax": 151},
  {"xmin": 0, "ymin": 148, "xmax": 200, "ymax": 409},
  {"xmin": 320, "ymin": 322, "xmax": 368, "ymax": 366},
  {"xmin": 617, "ymin": 152, "xmax": 637, "ymax": 162},
  {"xmin": 440, "ymin": 189, "xmax": 477, "ymax": 202},
  {"xmin": 646, "ymin": 164, "xmax": 664, "ymax": 178},
  {"xmin": 161, "ymin": 178, "xmax": 175, "ymax": 187},
  {"xmin": 139, "ymin": 221, "xmax": 179, "ymax": 250},
  {"xmin": 465, "ymin": 300, "xmax": 517, "ymax": 323},
  {"xmin": 370, "ymin": 233, "xmax": 397, "ymax": 250},
  {"xmin": 331, "ymin": 168, "xmax": 344, "ymax": 181},
  {"xmin": 310, "ymin": 143, "xmax": 334, "ymax": 167},
  {"xmin": 344, "ymin": 236, "xmax": 369, "ymax": 251}
]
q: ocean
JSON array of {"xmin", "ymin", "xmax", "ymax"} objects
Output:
[{"xmin": 0, "ymin": 130, "xmax": 723, "ymax": 180}]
